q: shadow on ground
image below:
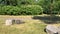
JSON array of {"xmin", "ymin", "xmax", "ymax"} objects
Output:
[{"xmin": 33, "ymin": 15, "xmax": 60, "ymax": 24}]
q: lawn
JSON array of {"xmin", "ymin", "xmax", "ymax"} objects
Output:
[{"xmin": 0, "ymin": 15, "xmax": 60, "ymax": 34}]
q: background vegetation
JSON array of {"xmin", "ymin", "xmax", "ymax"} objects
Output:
[{"xmin": 0, "ymin": 0, "xmax": 60, "ymax": 15}]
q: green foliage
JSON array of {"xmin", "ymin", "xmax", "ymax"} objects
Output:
[
  {"xmin": 0, "ymin": 0, "xmax": 60, "ymax": 15},
  {"xmin": 20, "ymin": 5, "xmax": 43, "ymax": 15},
  {"xmin": 0, "ymin": 5, "xmax": 43, "ymax": 15},
  {"xmin": 39, "ymin": 0, "xmax": 60, "ymax": 14},
  {"xmin": 52, "ymin": 1, "xmax": 60, "ymax": 13}
]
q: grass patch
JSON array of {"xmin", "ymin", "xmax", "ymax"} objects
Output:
[
  {"xmin": 0, "ymin": 15, "xmax": 60, "ymax": 34},
  {"xmin": 0, "ymin": 15, "xmax": 47, "ymax": 34},
  {"xmin": 0, "ymin": 22, "xmax": 46, "ymax": 34},
  {"xmin": 0, "ymin": 23, "xmax": 46, "ymax": 34}
]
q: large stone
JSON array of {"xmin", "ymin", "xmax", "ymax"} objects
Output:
[
  {"xmin": 57, "ymin": 27, "xmax": 60, "ymax": 34},
  {"xmin": 5, "ymin": 19, "xmax": 13, "ymax": 25},
  {"xmin": 46, "ymin": 25, "xmax": 58, "ymax": 34}
]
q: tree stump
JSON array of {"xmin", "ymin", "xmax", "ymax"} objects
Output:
[{"xmin": 46, "ymin": 25, "xmax": 58, "ymax": 34}]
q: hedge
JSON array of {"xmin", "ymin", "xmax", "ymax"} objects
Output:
[
  {"xmin": 0, "ymin": 5, "xmax": 43, "ymax": 15},
  {"xmin": 20, "ymin": 5, "xmax": 43, "ymax": 15}
]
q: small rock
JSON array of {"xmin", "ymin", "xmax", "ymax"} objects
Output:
[
  {"xmin": 5, "ymin": 19, "xmax": 13, "ymax": 25},
  {"xmin": 15, "ymin": 19, "xmax": 24, "ymax": 24}
]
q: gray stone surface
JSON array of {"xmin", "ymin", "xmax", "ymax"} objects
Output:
[
  {"xmin": 15, "ymin": 20, "xmax": 23, "ymax": 24},
  {"xmin": 5, "ymin": 19, "xmax": 24, "ymax": 25},
  {"xmin": 46, "ymin": 25, "xmax": 58, "ymax": 34},
  {"xmin": 57, "ymin": 27, "xmax": 60, "ymax": 34},
  {"xmin": 15, "ymin": 19, "xmax": 24, "ymax": 24}
]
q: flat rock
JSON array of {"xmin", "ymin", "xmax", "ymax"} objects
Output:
[
  {"xmin": 57, "ymin": 27, "xmax": 60, "ymax": 34},
  {"xmin": 5, "ymin": 19, "xmax": 13, "ymax": 25},
  {"xmin": 46, "ymin": 25, "xmax": 58, "ymax": 34},
  {"xmin": 5, "ymin": 19, "xmax": 24, "ymax": 25},
  {"xmin": 14, "ymin": 19, "xmax": 24, "ymax": 24}
]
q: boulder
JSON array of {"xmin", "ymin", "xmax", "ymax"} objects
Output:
[
  {"xmin": 57, "ymin": 27, "xmax": 60, "ymax": 34},
  {"xmin": 46, "ymin": 25, "xmax": 58, "ymax": 34}
]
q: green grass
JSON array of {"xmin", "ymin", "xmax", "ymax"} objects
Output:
[
  {"xmin": 0, "ymin": 15, "xmax": 47, "ymax": 34},
  {"xmin": 0, "ymin": 22, "xmax": 46, "ymax": 34},
  {"xmin": 0, "ymin": 15, "xmax": 60, "ymax": 34}
]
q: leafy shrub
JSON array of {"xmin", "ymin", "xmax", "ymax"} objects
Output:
[
  {"xmin": 0, "ymin": 5, "xmax": 43, "ymax": 15},
  {"xmin": 0, "ymin": 6, "xmax": 20, "ymax": 15},
  {"xmin": 17, "ymin": 0, "xmax": 37, "ymax": 5},
  {"xmin": 20, "ymin": 5, "xmax": 43, "ymax": 15}
]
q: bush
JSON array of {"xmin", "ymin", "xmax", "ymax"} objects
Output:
[
  {"xmin": 20, "ymin": 5, "xmax": 43, "ymax": 15},
  {"xmin": 0, "ymin": 5, "xmax": 43, "ymax": 15},
  {"xmin": 0, "ymin": 6, "xmax": 20, "ymax": 15}
]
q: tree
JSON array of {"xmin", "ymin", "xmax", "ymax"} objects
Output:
[
  {"xmin": 0, "ymin": 0, "xmax": 17, "ymax": 6},
  {"xmin": 38, "ymin": 0, "xmax": 60, "ymax": 14}
]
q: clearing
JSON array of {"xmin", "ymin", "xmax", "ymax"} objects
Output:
[{"xmin": 0, "ymin": 15, "xmax": 60, "ymax": 34}]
